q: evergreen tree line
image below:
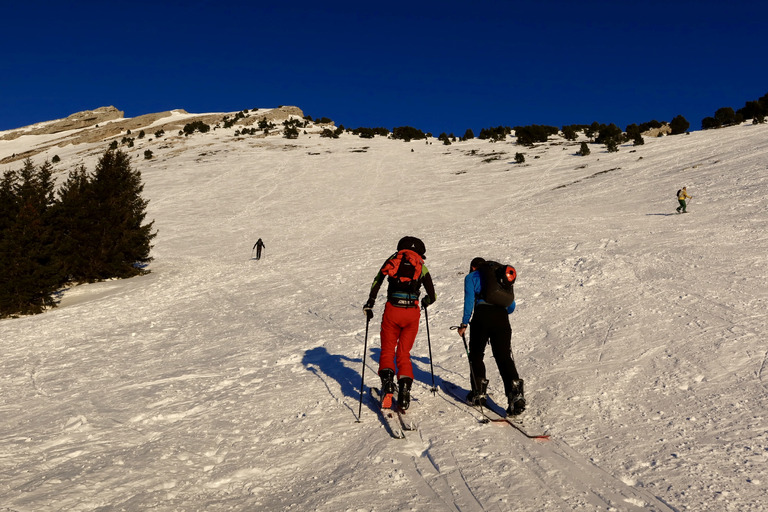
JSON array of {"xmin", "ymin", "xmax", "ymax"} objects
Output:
[
  {"xmin": 305, "ymin": 90, "xmax": 767, "ymax": 143},
  {"xmin": 341, "ymin": 116, "xmax": 689, "ymax": 149},
  {"xmin": 0, "ymin": 149, "xmax": 156, "ymax": 318},
  {"xmin": 702, "ymin": 92, "xmax": 768, "ymax": 129}
]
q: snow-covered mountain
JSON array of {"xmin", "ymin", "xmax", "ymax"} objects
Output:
[{"xmin": 1, "ymin": 108, "xmax": 767, "ymax": 511}]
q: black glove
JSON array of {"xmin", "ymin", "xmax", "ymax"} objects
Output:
[
  {"xmin": 421, "ymin": 296, "xmax": 433, "ymax": 309},
  {"xmin": 363, "ymin": 299, "xmax": 375, "ymax": 320}
]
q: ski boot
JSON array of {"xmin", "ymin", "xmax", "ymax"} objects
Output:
[
  {"xmin": 379, "ymin": 368, "xmax": 396, "ymax": 408},
  {"xmin": 506, "ymin": 379, "xmax": 526, "ymax": 416},
  {"xmin": 397, "ymin": 377, "xmax": 413, "ymax": 411},
  {"xmin": 466, "ymin": 378, "xmax": 488, "ymax": 406}
]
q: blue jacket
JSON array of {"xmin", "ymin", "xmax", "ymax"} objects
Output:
[{"xmin": 462, "ymin": 271, "xmax": 516, "ymax": 325}]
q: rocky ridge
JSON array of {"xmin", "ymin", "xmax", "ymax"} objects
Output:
[{"xmin": 0, "ymin": 105, "xmax": 306, "ymax": 165}]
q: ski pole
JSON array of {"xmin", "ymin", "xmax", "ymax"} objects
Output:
[
  {"xmin": 356, "ymin": 315, "xmax": 371, "ymax": 422},
  {"xmin": 423, "ymin": 306, "xmax": 437, "ymax": 394},
  {"xmin": 451, "ymin": 325, "xmax": 491, "ymax": 423}
]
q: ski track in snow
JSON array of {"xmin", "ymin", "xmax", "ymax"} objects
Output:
[{"xmin": 1, "ymin": 118, "xmax": 768, "ymax": 511}]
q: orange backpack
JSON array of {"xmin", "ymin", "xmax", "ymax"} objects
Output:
[{"xmin": 381, "ymin": 249, "xmax": 423, "ymax": 286}]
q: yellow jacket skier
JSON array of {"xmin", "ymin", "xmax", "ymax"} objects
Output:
[{"xmin": 676, "ymin": 187, "xmax": 692, "ymax": 213}]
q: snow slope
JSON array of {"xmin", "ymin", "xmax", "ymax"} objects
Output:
[{"xmin": 1, "ymin": 117, "xmax": 767, "ymax": 511}]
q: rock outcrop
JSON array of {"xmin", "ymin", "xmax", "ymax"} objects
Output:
[
  {"xmin": 0, "ymin": 105, "xmax": 306, "ymax": 165},
  {"xmin": 0, "ymin": 106, "xmax": 125, "ymax": 140}
]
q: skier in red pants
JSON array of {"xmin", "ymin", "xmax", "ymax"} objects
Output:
[{"xmin": 363, "ymin": 236, "xmax": 436, "ymax": 410}]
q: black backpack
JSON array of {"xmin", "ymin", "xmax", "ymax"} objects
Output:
[
  {"xmin": 478, "ymin": 261, "xmax": 516, "ymax": 307},
  {"xmin": 676, "ymin": 189, "xmax": 681, "ymax": 198}
]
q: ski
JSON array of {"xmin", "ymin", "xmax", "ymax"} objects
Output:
[
  {"xmin": 443, "ymin": 382, "xmax": 549, "ymax": 440},
  {"xmin": 481, "ymin": 401, "xmax": 550, "ymax": 440},
  {"xmin": 397, "ymin": 405, "xmax": 417, "ymax": 431},
  {"xmin": 371, "ymin": 387, "xmax": 405, "ymax": 439},
  {"xmin": 370, "ymin": 387, "xmax": 416, "ymax": 431}
]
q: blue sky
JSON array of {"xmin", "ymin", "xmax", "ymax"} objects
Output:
[{"xmin": 2, "ymin": 1, "xmax": 766, "ymax": 135}]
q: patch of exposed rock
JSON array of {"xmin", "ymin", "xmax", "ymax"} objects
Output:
[
  {"xmin": 1, "ymin": 106, "xmax": 125, "ymax": 140},
  {"xmin": 0, "ymin": 106, "xmax": 305, "ymax": 165},
  {"xmin": 238, "ymin": 106, "xmax": 305, "ymax": 127},
  {"xmin": 61, "ymin": 105, "xmax": 305, "ymax": 145},
  {"xmin": 65, "ymin": 110, "xmax": 187, "ymax": 145},
  {"xmin": 642, "ymin": 125, "xmax": 672, "ymax": 138}
]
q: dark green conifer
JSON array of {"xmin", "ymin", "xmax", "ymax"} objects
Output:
[
  {"xmin": 669, "ymin": 115, "xmax": 690, "ymax": 135},
  {"xmin": 82, "ymin": 150, "xmax": 156, "ymax": 281},
  {"xmin": 0, "ymin": 160, "xmax": 60, "ymax": 317},
  {"xmin": 52, "ymin": 165, "xmax": 93, "ymax": 283}
]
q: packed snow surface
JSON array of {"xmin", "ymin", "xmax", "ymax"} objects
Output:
[{"xmin": 1, "ymin": 118, "xmax": 767, "ymax": 511}]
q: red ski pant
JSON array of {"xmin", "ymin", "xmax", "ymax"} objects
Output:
[{"xmin": 378, "ymin": 303, "xmax": 421, "ymax": 380}]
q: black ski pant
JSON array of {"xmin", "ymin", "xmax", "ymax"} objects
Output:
[{"xmin": 468, "ymin": 304, "xmax": 520, "ymax": 397}]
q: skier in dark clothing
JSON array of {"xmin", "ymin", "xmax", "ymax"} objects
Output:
[
  {"xmin": 363, "ymin": 236, "xmax": 437, "ymax": 410},
  {"xmin": 457, "ymin": 257, "xmax": 525, "ymax": 416},
  {"xmin": 253, "ymin": 238, "xmax": 265, "ymax": 260}
]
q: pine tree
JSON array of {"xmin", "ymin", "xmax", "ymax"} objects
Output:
[
  {"xmin": 82, "ymin": 150, "xmax": 156, "ymax": 281},
  {"xmin": 51, "ymin": 165, "xmax": 93, "ymax": 283},
  {"xmin": 584, "ymin": 122, "xmax": 601, "ymax": 141},
  {"xmin": 0, "ymin": 170, "xmax": 19, "ymax": 317},
  {"xmin": 669, "ymin": 115, "xmax": 690, "ymax": 135},
  {"xmin": 714, "ymin": 107, "xmax": 737, "ymax": 126},
  {"xmin": 701, "ymin": 116, "xmax": 720, "ymax": 130},
  {"xmin": 0, "ymin": 160, "xmax": 60, "ymax": 317},
  {"xmin": 625, "ymin": 124, "xmax": 641, "ymax": 140},
  {"xmin": 0, "ymin": 170, "xmax": 16, "ymax": 235},
  {"xmin": 595, "ymin": 123, "xmax": 623, "ymax": 145},
  {"xmin": 562, "ymin": 125, "xmax": 578, "ymax": 141}
]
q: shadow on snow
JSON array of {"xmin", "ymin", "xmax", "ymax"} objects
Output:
[{"xmin": 302, "ymin": 345, "xmax": 443, "ymax": 419}]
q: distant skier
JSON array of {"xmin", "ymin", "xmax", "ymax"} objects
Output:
[
  {"xmin": 252, "ymin": 238, "xmax": 265, "ymax": 260},
  {"xmin": 457, "ymin": 257, "xmax": 525, "ymax": 416},
  {"xmin": 363, "ymin": 236, "xmax": 436, "ymax": 411},
  {"xmin": 676, "ymin": 187, "xmax": 692, "ymax": 213}
]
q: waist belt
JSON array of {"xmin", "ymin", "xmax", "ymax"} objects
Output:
[{"xmin": 388, "ymin": 298, "xmax": 419, "ymax": 308}]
